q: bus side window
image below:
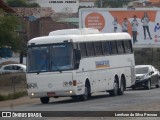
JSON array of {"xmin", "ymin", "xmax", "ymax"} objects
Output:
[
  {"xmin": 95, "ymin": 42, "xmax": 103, "ymax": 56},
  {"xmin": 102, "ymin": 41, "xmax": 111, "ymax": 55},
  {"xmin": 79, "ymin": 43, "xmax": 87, "ymax": 57},
  {"xmin": 117, "ymin": 40, "xmax": 125, "ymax": 54},
  {"xmin": 124, "ymin": 40, "xmax": 133, "ymax": 53},
  {"xmin": 110, "ymin": 41, "xmax": 118, "ymax": 54},
  {"xmin": 86, "ymin": 42, "xmax": 95, "ymax": 57}
]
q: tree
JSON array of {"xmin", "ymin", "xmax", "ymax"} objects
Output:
[
  {"xmin": 7, "ymin": 0, "xmax": 27, "ymax": 7},
  {"xmin": 95, "ymin": 0, "xmax": 133, "ymax": 8},
  {"xmin": 7, "ymin": 0, "xmax": 40, "ymax": 7},
  {"xmin": 0, "ymin": 9, "xmax": 22, "ymax": 57}
]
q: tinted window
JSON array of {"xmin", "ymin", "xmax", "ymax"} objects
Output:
[
  {"xmin": 95, "ymin": 42, "xmax": 103, "ymax": 56},
  {"xmin": 86, "ymin": 42, "xmax": 95, "ymax": 56},
  {"xmin": 79, "ymin": 43, "xmax": 87, "ymax": 57},
  {"xmin": 110, "ymin": 41, "xmax": 118, "ymax": 54},
  {"xmin": 102, "ymin": 41, "xmax": 111, "ymax": 55},
  {"xmin": 136, "ymin": 67, "xmax": 149, "ymax": 74},
  {"xmin": 12, "ymin": 66, "xmax": 21, "ymax": 70},
  {"xmin": 4, "ymin": 66, "xmax": 11, "ymax": 70},
  {"xmin": 124, "ymin": 40, "xmax": 133, "ymax": 53},
  {"xmin": 117, "ymin": 41, "xmax": 124, "ymax": 54}
]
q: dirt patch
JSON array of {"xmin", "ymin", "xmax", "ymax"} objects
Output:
[{"xmin": 0, "ymin": 73, "xmax": 26, "ymax": 95}]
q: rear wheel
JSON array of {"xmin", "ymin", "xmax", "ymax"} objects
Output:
[
  {"xmin": 109, "ymin": 80, "xmax": 118, "ymax": 96},
  {"xmin": 118, "ymin": 79, "xmax": 125, "ymax": 95},
  {"xmin": 132, "ymin": 86, "xmax": 136, "ymax": 90},
  {"xmin": 40, "ymin": 97, "xmax": 49, "ymax": 104}
]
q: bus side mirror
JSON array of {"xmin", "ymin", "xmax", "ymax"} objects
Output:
[
  {"xmin": 74, "ymin": 50, "xmax": 81, "ymax": 69},
  {"xmin": 75, "ymin": 62, "xmax": 80, "ymax": 69},
  {"xmin": 76, "ymin": 50, "xmax": 81, "ymax": 61}
]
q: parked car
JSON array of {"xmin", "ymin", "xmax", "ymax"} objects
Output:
[
  {"xmin": 0, "ymin": 64, "xmax": 26, "ymax": 74},
  {"xmin": 131, "ymin": 65, "xmax": 160, "ymax": 90}
]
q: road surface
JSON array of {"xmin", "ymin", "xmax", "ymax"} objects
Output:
[{"xmin": 0, "ymin": 87, "xmax": 160, "ymax": 119}]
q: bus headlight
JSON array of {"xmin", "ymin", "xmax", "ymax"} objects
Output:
[{"xmin": 27, "ymin": 83, "xmax": 38, "ymax": 89}]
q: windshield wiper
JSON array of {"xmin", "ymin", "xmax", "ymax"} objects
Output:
[
  {"xmin": 51, "ymin": 61, "xmax": 62, "ymax": 73},
  {"xmin": 37, "ymin": 70, "xmax": 47, "ymax": 74}
]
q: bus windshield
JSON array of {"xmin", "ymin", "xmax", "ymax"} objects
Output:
[{"xmin": 27, "ymin": 43, "xmax": 74, "ymax": 73}]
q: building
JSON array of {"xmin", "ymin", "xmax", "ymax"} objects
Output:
[
  {"xmin": 128, "ymin": 0, "xmax": 160, "ymax": 8},
  {"xmin": 28, "ymin": 0, "xmax": 79, "ymax": 13},
  {"xmin": 0, "ymin": 0, "xmax": 15, "ymax": 13},
  {"xmin": 79, "ymin": 0, "xmax": 96, "ymax": 7},
  {"xmin": 27, "ymin": 0, "xmax": 96, "ymax": 13}
]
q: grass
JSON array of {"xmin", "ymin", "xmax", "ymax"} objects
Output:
[{"xmin": 0, "ymin": 91, "xmax": 27, "ymax": 101}]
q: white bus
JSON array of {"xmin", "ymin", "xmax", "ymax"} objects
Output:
[{"xmin": 26, "ymin": 28, "xmax": 135, "ymax": 104}]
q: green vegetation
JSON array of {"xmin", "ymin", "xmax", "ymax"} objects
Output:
[
  {"xmin": 134, "ymin": 48, "xmax": 160, "ymax": 69},
  {"xmin": 6, "ymin": 0, "xmax": 40, "ymax": 7},
  {"xmin": 0, "ymin": 9, "xmax": 23, "ymax": 58},
  {"xmin": 0, "ymin": 91, "xmax": 27, "ymax": 101},
  {"xmin": 94, "ymin": 0, "xmax": 133, "ymax": 8}
]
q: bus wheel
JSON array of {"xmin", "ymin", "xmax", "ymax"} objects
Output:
[
  {"xmin": 118, "ymin": 79, "xmax": 125, "ymax": 95},
  {"xmin": 40, "ymin": 97, "xmax": 49, "ymax": 104},
  {"xmin": 109, "ymin": 81, "xmax": 118, "ymax": 96},
  {"xmin": 79, "ymin": 85, "xmax": 89, "ymax": 101}
]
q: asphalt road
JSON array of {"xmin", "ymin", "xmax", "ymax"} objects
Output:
[
  {"xmin": 0, "ymin": 87, "xmax": 160, "ymax": 111},
  {"xmin": 0, "ymin": 87, "xmax": 160, "ymax": 119}
]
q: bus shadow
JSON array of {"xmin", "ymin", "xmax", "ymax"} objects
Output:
[
  {"xmin": 33, "ymin": 92, "xmax": 129, "ymax": 106},
  {"xmin": 126, "ymin": 87, "xmax": 157, "ymax": 91},
  {"xmin": 47, "ymin": 93, "xmax": 122, "ymax": 104}
]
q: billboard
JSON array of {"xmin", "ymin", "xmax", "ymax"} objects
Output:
[{"xmin": 79, "ymin": 8, "xmax": 160, "ymax": 48}]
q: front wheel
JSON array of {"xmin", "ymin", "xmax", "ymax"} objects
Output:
[
  {"xmin": 79, "ymin": 85, "xmax": 89, "ymax": 101},
  {"xmin": 145, "ymin": 80, "xmax": 151, "ymax": 90},
  {"xmin": 40, "ymin": 97, "xmax": 49, "ymax": 104},
  {"xmin": 156, "ymin": 78, "xmax": 160, "ymax": 88}
]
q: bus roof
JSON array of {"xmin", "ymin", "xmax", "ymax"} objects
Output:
[
  {"xmin": 28, "ymin": 31, "xmax": 131, "ymax": 46},
  {"xmin": 49, "ymin": 28, "xmax": 99, "ymax": 36}
]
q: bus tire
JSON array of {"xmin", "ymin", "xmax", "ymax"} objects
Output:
[
  {"xmin": 109, "ymin": 80, "xmax": 118, "ymax": 96},
  {"xmin": 118, "ymin": 78, "xmax": 125, "ymax": 95},
  {"xmin": 40, "ymin": 97, "xmax": 49, "ymax": 104},
  {"xmin": 79, "ymin": 84, "xmax": 89, "ymax": 101}
]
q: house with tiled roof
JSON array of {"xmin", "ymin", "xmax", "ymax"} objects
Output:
[
  {"xmin": 79, "ymin": 0, "xmax": 96, "ymax": 7},
  {"xmin": 128, "ymin": 0, "xmax": 160, "ymax": 8},
  {"xmin": 149, "ymin": 0, "xmax": 160, "ymax": 7},
  {"xmin": 0, "ymin": 0, "xmax": 15, "ymax": 13}
]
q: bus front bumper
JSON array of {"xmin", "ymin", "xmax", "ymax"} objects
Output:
[{"xmin": 27, "ymin": 90, "xmax": 78, "ymax": 98}]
